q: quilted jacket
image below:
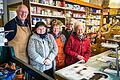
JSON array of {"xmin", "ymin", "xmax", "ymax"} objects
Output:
[
  {"xmin": 28, "ymin": 33, "xmax": 58, "ymax": 72},
  {"xmin": 65, "ymin": 33, "xmax": 91, "ymax": 66}
]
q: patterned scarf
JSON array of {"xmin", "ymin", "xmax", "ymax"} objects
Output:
[{"xmin": 35, "ymin": 32, "xmax": 47, "ymax": 39}]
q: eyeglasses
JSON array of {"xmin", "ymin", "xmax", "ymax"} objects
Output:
[{"xmin": 19, "ymin": 10, "xmax": 28, "ymax": 14}]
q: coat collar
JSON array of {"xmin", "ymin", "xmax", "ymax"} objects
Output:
[
  {"xmin": 14, "ymin": 16, "xmax": 28, "ymax": 26},
  {"xmin": 72, "ymin": 32, "xmax": 87, "ymax": 41},
  {"xmin": 31, "ymin": 33, "xmax": 49, "ymax": 42},
  {"xmin": 52, "ymin": 33, "xmax": 61, "ymax": 39}
]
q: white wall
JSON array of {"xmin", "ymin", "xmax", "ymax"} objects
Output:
[
  {"xmin": 7, "ymin": 0, "xmax": 22, "ymax": 5},
  {"xmin": 3, "ymin": 0, "xmax": 7, "ymax": 25},
  {"xmin": 3, "ymin": 0, "xmax": 22, "ymax": 25}
]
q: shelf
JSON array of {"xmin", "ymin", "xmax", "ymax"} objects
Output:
[
  {"xmin": 90, "ymin": 12, "xmax": 102, "ymax": 15},
  {"xmin": 31, "ymin": 13, "xmax": 65, "ymax": 18},
  {"xmin": 65, "ymin": 8, "xmax": 87, "ymax": 13},
  {"xmin": 86, "ymin": 25, "xmax": 100, "ymax": 26},
  {"xmin": 20, "ymin": 0, "xmax": 103, "ymax": 53},
  {"xmin": 30, "ymin": 2, "xmax": 87, "ymax": 13},
  {"xmin": 74, "ymin": 17, "xmax": 86, "ymax": 19},
  {"xmin": 30, "ymin": 2, "xmax": 65, "ymax": 10},
  {"xmin": 65, "ymin": 0, "xmax": 102, "ymax": 9},
  {"xmin": 103, "ymin": 14, "xmax": 120, "ymax": 16},
  {"xmin": 86, "ymin": 17, "xmax": 101, "ymax": 19}
]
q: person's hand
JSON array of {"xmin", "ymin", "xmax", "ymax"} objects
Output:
[
  {"xmin": 79, "ymin": 59, "xmax": 85, "ymax": 63},
  {"xmin": 77, "ymin": 55, "xmax": 84, "ymax": 60},
  {"xmin": 43, "ymin": 58, "xmax": 51, "ymax": 66}
]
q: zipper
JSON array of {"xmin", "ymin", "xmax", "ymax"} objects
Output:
[{"xmin": 80, "ymin": 40, "xmax": 82, "ymax": 55}]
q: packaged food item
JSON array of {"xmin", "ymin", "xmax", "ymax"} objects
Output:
[{"xmin": 36, "ymin": 7, "xmax": 41, "ymax": 14}]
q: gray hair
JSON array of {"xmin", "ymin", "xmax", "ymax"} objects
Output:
[
  {"xmin": 16, "ymin": 4, "xmax": 28, "ymax": 12},
  {"xmin": 65, "ymin": 18, "xmax": 77, "ymax": 30},
  {"xmin": 74, "ymin": 21, "xmax": 85, "ymax": 32}
]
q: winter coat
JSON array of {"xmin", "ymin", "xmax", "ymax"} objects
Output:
[
  {"xmin": 65, "ymin": 33, "xmax": 91, "ymax": 66},
  {"xmin": 62, "ymin": 29, "xmax": 73, "ymax": 41},
  {"xmin": 28, "ymin": 33, "xmax": 58, "ymax": 72}
]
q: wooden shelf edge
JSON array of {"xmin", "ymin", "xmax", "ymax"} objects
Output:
[
  {"xmin": 30, "ymin": 2, "xmax": 102, "ymax": 14},
  {"xmin": 31, "ymin": 14, "xmax": 66, "ymax": 18},
  {"xmin": 65, "ymin": 0, "xmax": 102, "ymax": 9},
  {"xmin": 30, "ymin": 2, "xmax": 65, "ymax": 9},
  {"xmin": 74, "ymin": 17, "xmax": 86, "ymax": 19},
  {"xmin": 30, "ymin": 2, "xmax": 86, "ymax": 13},
  {"xmin": 31, "ymin": 0, "xmax": 102, "ymax": 9},
  {"xmin": 65, "ymin": 8, "xmax": 86, "ymax": 13}
]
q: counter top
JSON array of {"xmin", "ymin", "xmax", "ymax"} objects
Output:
[{"xmin": 55, "ymin": 50, "xmax": 120, "ymax": 80}]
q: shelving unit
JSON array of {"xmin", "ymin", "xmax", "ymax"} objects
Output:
[
  {"xmin": 30, "ymin": 2, "xmax": 65, "ymax": 9},
  {"xmin": 103, "ymin": 8, "xmax": 120, "ymax": 25},
  {"xmin": 102, "ymin": 8, "xmax": 120, "ymax": 40},
  {"xmin": 21, "ymin": 0, "xmax": 103, "ymax": 46},
  {"xmin": 65, "ymin": 0, "xmax": 102, "ymax": 9},
  {"xmin": 65, "ymin": 1, "xmax": 102, "ymax": 35},
  {"xmin": 23, "ymin": 0, "xmax": 65, "ymax": 28},
  {"xmin": 22, "ymin": 0, "xmax": 102, "ymax": 31}
]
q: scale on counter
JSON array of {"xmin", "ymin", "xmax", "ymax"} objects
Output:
[{"xmin": 101, "ymin": 42, "xmax": 119, "ymax": 76}]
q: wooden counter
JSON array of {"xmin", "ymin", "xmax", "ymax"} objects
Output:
[{"xmin": 55, "ymin": 50, "xmax": 120, "ymax": 80}]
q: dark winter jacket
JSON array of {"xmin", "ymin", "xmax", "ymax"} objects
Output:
[{"xmin": 4, "ymin": 16, "xmax": 29, "ymax": 41}]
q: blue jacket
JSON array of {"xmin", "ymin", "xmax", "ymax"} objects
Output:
[{"xmin": 4, "ymin": 16, "xmax": 30, "ymax": 41}]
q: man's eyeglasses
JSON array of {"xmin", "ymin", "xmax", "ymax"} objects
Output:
[{"xmin": 19, "ymin": 11, "xmax": 28, "ymax": 14}]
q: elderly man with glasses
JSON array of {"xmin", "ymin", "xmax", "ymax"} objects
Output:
[{"xmin": 4, "ymin": 4, "xmax": 31, "ymax": 64}]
